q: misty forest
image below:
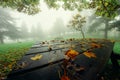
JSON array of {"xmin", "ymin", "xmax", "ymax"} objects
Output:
[{"xmin": 0, "ymin": 0, "xmax": 120, "ymax": 80}]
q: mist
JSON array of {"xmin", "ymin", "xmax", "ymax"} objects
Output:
[{"xmin": 0, "ymin": 1, "xmax": 120, "ymax": 44}]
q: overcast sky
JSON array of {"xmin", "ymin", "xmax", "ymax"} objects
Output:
[{"xmin": 10, "ymin": 1, "xmax": 75, "ymax": 33}]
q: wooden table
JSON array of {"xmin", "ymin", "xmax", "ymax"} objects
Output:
[{"xmin": 6, "ymin": 39, "xmax": 115, "ymax": 80}]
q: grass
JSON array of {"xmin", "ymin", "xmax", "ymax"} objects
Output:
[
  {"xmin": 0, "ymin": 41, "xmax": 35, "ymax": 79},
  {"xmin": 0, "ymin": 42, "xmax": 35, "ymax": 54}
]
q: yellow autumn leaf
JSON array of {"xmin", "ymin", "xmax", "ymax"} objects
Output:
[
  {"xmin": 83, "ymin": 51, "xmax": 96, "ymax": 58},
  {"xmin": 30, "ymin": 54, "xmax": 43, "ymax": 60}
]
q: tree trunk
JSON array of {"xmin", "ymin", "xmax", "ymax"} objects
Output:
[
  {"xmin": 0, "ymin": 37, "xmax": 4, "ymax": 44},
  {"xmin": 80, "ymin": 28, "xmax": 85, "ymax": 39},
  {"xmin": 0, "ymin": 32, "xmax": 4, "ymax": 44},
  {"xmin": 104, "ymin": 20, "xmax": 109, "ymax": 39}
]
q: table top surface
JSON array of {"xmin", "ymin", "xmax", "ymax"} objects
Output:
[{"xmin": 7, "ymin": 39, "xmax": 115, "ymax": 80}]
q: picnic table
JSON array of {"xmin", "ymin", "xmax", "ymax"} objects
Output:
[{"xmin": 6, "ymin": 39, "xmax": 115, "ymax": 80}]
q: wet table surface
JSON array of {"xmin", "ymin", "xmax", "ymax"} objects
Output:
[{"xmin": 6, "ymin": 39, "xmax": 114, "ymax": 80}]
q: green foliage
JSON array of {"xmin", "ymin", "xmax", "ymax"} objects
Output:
[
  {"xmin": 0, "ymin": 0, "xmax": 40, "ymax": 15},
  {"xmin": 0, "ymin": 0, "xmax": 119, "ymax": 19},
  {"xmin": 44, "ymin": 0, "xmax": 89, "ymax": 11},
  {"xmin": 89, "ymin": 0, "xmax": 120, "ymax": 19},
  {"xmin": 44, "ymin": 0, "xmax": 120, "ymax": 18}
]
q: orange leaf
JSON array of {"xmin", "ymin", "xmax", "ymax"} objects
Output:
[
  {"xmin": 83, "ymin": 51, "xmax": 96, "ymax": 58},
  {"xmin": 61, "ymin": 75, "xmax": 70, "ymax": 80},
  {"xmin": 65, "ymin": 49, "xmax": 79, "ymax": 59},
  {"xmin": 90, "ymin": 43, "xmax": 101, "ymax": 48}
]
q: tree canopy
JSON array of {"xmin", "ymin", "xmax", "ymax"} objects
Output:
[
  {"xmin": 44, "ymin": 0, "xmax": 120, "ymax": 18},
  {"xmin": 89, "ymin": 0, "xmax": 120, "ymax": 18},
  {"xmin": 0, "ymin": 0, "xmax": 40, "ymax": 15},
  {"xmin": 0, "ymin": 0, "xmax": 120, "ymax": 18}
]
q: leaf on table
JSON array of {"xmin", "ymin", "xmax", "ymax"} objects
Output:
[
  {"xmin": 83, "ymin": 51, "xmax": 96, "ymax": 58},
  {"xmin": 61, "ymin": 75, "xmax": 70, "ymax": 80},
  {"xmin": 90, "ymin": 43, "xmax": 101, "ymax": 48},
  {"xmin": 70, "ymin": 45, "xmax": 75, "ymax": 48},
  {"xmin": 19, "ymin": 62, "xmax": 28, "ymax": 68},
  {"xmin": 30, "ymin": 54, "xmax": 43, "ymax": 60},
  {"xmin": 65, "ymin": 49, "xmax": 79, "ymax": 59},
  {"xmin": 75, "ymin": 66, "xmax": 85, "ymax": 71},
  {"xmin": 48, "ymin": 45, "xmax": 52, "ymax": 51},
  {"xmin": 81, "ymin": 48, "xmax": 87, "ymax": 51},
  {"xmin": 110, "ymin": 40, "xmax": 115, "ymax": 43}
]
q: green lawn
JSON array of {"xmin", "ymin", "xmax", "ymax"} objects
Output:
[
  {"xmin": 0, "ymin": 41, "xmax": 35, "ymax": 79},
  {"xmin": 0, "ymin": 42, "xmax": 35, "ymax": 54}
]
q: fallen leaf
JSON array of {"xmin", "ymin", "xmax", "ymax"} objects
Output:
[
  {"xmin": 61, "ymin": 75, "xmax": 70, "ymax": 80},
  {"xmin": 90, "ymin": 43, "xmax": 101, "ymax": 48},
  {"xmin": 70, "ymin": 45, "xmax": 75, "ymax": 48},
  {"xmin": 83, "ymin": 51, "xmax": 96, "ymax": 58},
  {"xmin": 48, "ymin": 45, "xmax": 52, "ymax": 51},
  {"xmin": 30, "ymin": 54, "xmax": 43, "ymax": 60},
  {"xmin": 81, "ymin": 48, "xmax": 87, "ymax": 51},
  {"xmin": 19, "ymin": 62, "xmax": 28, "ymax": 68},
  {"xmin": 75, "ymin": 66, "xmax": 85, "ymax": 71},
  {"xmin": 110, "ymin": 40, "xmax": 115, "ymax": 43},
  {"xmin": 65, "ymin": 49, "xmax": 79, "ymax": 59}
]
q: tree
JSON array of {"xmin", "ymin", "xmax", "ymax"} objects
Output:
[
  {"xmin": 88, "ymin": 15, "xmax": 111, "ymax": 39},
  {"xmin": 68, "ymin": 14, "xmax": 86, "ymax": 39},
  {"xmin": 109, "ymin": 19, "xmax": 120, "ymax": 31},
  {"xmin": 50, "ymin": 18, "xmax": 66, "ymax": 35},
  {"xmin": 0, "ymin": 0, "xmax": 40, "ymax": 15},
  {"xmin": 43, "ymin": 0, "xmax": 120, "ymax": 39},
  {"xmin": 20, "ymin": 22, "xmax": 30, "ymax": 40},
  {"xmin": 30, "ymin": 25, "xmax": 44, "ymax": 40},
  {"xmin": 0, "ymin": 8, "xmax": 20, "ymax": 44}
]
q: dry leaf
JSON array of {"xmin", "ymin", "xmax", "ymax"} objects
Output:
[
  {"xmin": 30, "ymin": 54, "xmax": 43, "ymax": 60},
  {"xmin": 83, "ymin": 51, "xmax": 96, "ymax": 58},
  {"xmin": 19, "ymin": 62, "xmax": 28, "ymax": 68},
  {"xmin": 48, "ymin": 45, "xmax": 52, "ymax": 51},
  {"xmin": 81, "ymin": 48, "xmax": 87, "ymax": 51},
  {"xmin": 65, "ymin": 49, "xmax": 79, "ymax": 59},
  {"xmin": 90, "ymin": 43, "xmax": 101, "ymax": 48},
  {"xmin": 75, "ymin": 66, "xmax": 85, "ymax": 71},
  {"xmin": 61, "ymin": 75, "xmax": 70, "ymax": 80},
  {"xmin": 71, "ymin": 45, "xmax": 75, "ymax": 48},
  {"xmin": 110, "ymin": 40, "xmax": 115, "ymax": 43}
]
